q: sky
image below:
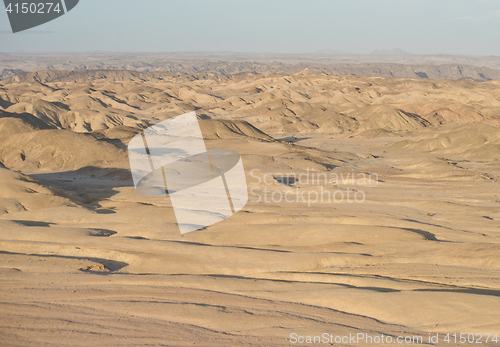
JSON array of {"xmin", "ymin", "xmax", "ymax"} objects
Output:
[{"xmin": 1, "ymin": 0, "xmax": 499, "ymax": 55}]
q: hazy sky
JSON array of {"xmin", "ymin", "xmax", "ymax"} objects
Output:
[{"xmin": 1, "ymin": 0, "xmax": 499, "ymax": 55}]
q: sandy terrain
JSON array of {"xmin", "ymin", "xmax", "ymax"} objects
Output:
[{"xmin": 0, "ymin": 69, "xmax": 499, "ymax": 346}]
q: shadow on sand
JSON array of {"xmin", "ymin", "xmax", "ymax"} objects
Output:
[{"xmin": 30, "ymin": 166, "xmax": 134, "ymax": 205}]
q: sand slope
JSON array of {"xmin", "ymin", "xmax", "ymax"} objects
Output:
[{"xmin": 0, "ymin": 70, "xmax": 499, "ymax": 346}]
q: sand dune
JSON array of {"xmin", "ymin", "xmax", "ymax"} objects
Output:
[
  {"xmin": 1, "ymin": 70, "xmax": 499, "ymax": 346},
  {"xmin": 0, "ymin": 167, "xmax": 80, "ymax": 214},
  {"xmin": 3, "ymin": 69, "xmax": 500, "ymax": 136},
  {"xmin": 0, "ymin": 129, "xmax": 127, "ymax": 173},
  {"xmin": 0, "ymin": 109, "xmax": 55, "ymax": 134},
  {"xmin": 395, "ymin": 123, "xmax": 500, "ymax": 159},
  {"xmin": 199, "ymin": 119, "xmax": 275, "ymax": 141},
  {"xmin": 350, "ymin": 105, "xmax": 431, "ymax": 132}
]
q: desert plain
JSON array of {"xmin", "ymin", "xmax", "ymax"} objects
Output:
[{"xmin": 0, "ymin": 66, "xmax": 499, "ymax": 346}]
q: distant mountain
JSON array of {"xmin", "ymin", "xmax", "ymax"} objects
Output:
[
  {"xmin": 371, "ymin": 48, "xmax": 412, "ymax": 55},
  {"xmin": 2, "ymin": 52, "xmax": 500, "ymax": 82},
  {"xmin": 314, "ymin": 49, "xmax": 353, "ymax": 55},
  {"xmin": 4, "ymin": 62, "xmax": 500, "ymax": 83}
]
